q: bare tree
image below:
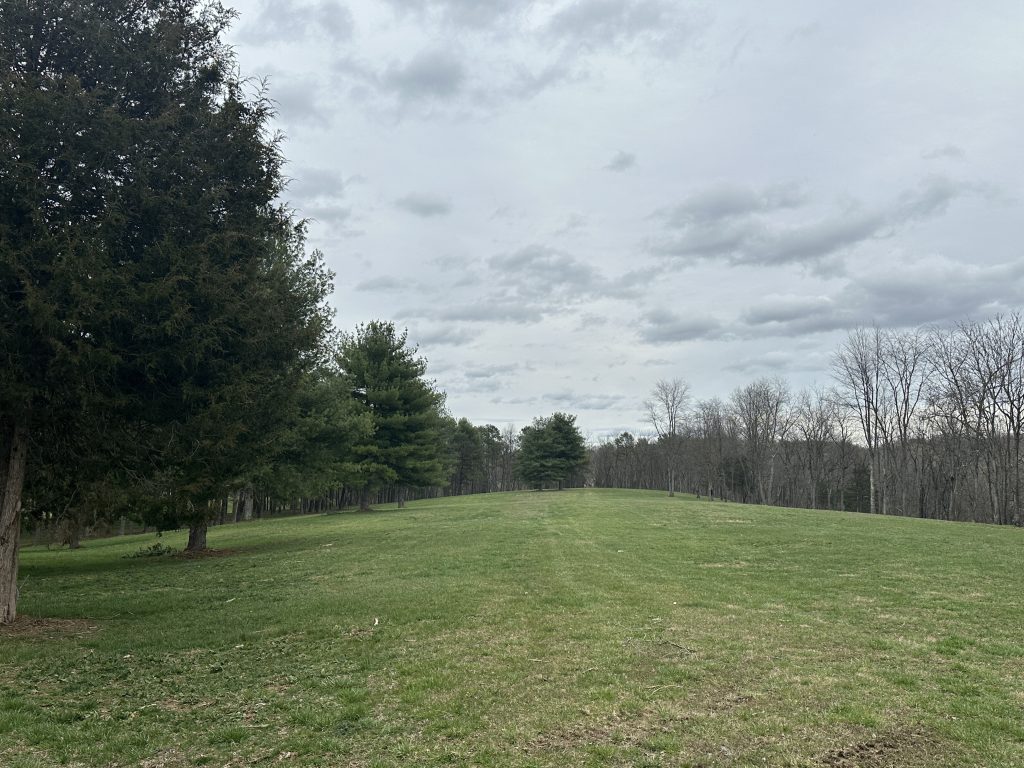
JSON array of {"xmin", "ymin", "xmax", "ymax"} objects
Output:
[
  {"xmin": 927, "ymin": 315, "xmax": 1024, "ymax": 525},
  {"xmin": 691, "ymin": 397, "xmax": 734, "ymax": 499},
  {"xmin": 730, "ymin": 377, "xmax": 792, "ymax": 505},
  {"xmin": 644, "ymin": 378, "xmax": 690, "ymax": 496},
  {"xmin": 878, "ymin": 328, "xmax": 929, "ymax": 516},
  {"xmin": 794, "ymin": 388, "xmax": 839, "ymax": 509},
  {"xmin": 833, "ymin": 327, "xmax": 887, "ymax": 515}
]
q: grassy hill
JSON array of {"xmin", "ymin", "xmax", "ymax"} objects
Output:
[{"xmin": 3, "ymin": 489, "xmax": 1022, "ymax": 767}]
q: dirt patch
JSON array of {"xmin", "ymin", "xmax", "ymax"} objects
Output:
[
  {"xmin": 818, "ymin": 729, "xmax": 939, "ymax": 767},
  {"xmin": 134, "ymin": 746, "xmax": 192, "ymax": 768},
  {"xmin": 0, "ymin": 616, "xmax": 99, "ymax": 638},
  {"xmin": 529, "ymin": 705, "xmax": 694, "ymax": 752}
]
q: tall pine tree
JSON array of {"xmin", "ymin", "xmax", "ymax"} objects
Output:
[
  {"xmin": 517, "ymin": 413, "xmax": 588, "ymax": 490},
  {"xmin": 336, "ymin": 322, "xmax": 446, "ymax": 509},
  {"xmin": 1, "ymin": 0, "xmax": 333, "ymax": 619}
]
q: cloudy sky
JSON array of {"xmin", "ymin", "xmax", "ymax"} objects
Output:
[{"xmin": 225, "ymin": 0, "xmax": 1024, "ymax": 438}]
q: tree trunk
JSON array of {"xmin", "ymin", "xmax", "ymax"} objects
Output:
[
  {"xmin": 397, "ymin": 487, "xmax": 406, "ymax": 509},
  {"xmin": 186, "ymin": 522, "xmax": 208, "ymax": 553},
  {"xmin": 1, "ymin": 421, "xmax": 29, "ymax": 625},
  {"xmin": 242, "ymin": 487, "xmax": 254, "ymax": 521},
  {"xmin": 65, "ymin": 517, "xmax": 82, "ymax": 549},
  {"xmin": 359, "ymin": 487, "xmax": 371, "ymax": 512},
  {"xmin": 668, "ymin": 468, "xmax": 675, "ymax": 497},
  {"xmin": 868, "ymin": 455, "xmax": 877, "ymax": 515}
]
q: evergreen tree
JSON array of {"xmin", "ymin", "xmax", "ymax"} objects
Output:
[
  {"xmin": 254, "ymin": 369, "xmax": 374, "ymax": 502},
  {"xmin": 446, "ymin": 417, "xmax": 486, "ymax": 495},
  {"xmin": 517, "ymin": 412, "xmax": 588, "ymax": 490},
  {"xmin": 336, "ymin": 322, "xmax": 446, "ymax": 509},
  {"xmin": 1, "ymin": 0, "xmax": 333, "ymax": 618}
]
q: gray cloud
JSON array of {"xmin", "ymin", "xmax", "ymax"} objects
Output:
[
  {"xmin": 922, "ymin": 144, "xmax": 966, "ymax": 161},
  {"xmin": 285, "ymin": 166, "xmax": 356, "ymax": 231},
  {"xmin": 544, "ymin": 391, "xmax": 627, "ymax": 411},
  {"xmin": 453, "ymin": 271, "xmax": 483, "ymax": 288},
  {"xmin": 303, "ymin": 201, "xmax": 353, "ymax": 228},
  {"xmin": 382, "ymin": 0, "xmax": 516, "ymax": 29},
  {"xmin": 488, "ymin": 244, "xmax": 658, "ymax": 303},
  {"xmin": 546, "ymin": 0, "xmax": 704, "ymax": 55},
  {"xmin": 335, "ymin": 2, "xmax": 703, "ymax": 116},
  {"xmin": 555, "ymin": 212, "xmax": 589, "ymax": 237},
  {"xmin": 648, "ymin": 176, "xmax": 972, "ymax": 272},
  {"xmin": 435, "ymin": 300, "xmax": 545, "ymax": 324},
  {"xmin": 604, "ymin": 150, "xmax": 636, "ymax": 172},
  {"xmin": 269, "ymin": 78, "xmax": 332, "ymax": 128},
  {"xmin": 738, "ymin": 294, "xmax": 853, "ymax": 337},
  {"xmin": 464, "ymin": 363, "xmax": 519, "ymax": 379},
  {"xmin": 399, "ymin": 242, "xmax": 662, "ymax": 329},
  {"xmin": 355, "ymin": 276, "xmax": 406, "ymax": 292},
  {"xmin": 489, "ymin": 245, "xmax": 601, "ymax": 296},
  {"xmin": 395, "ymin": 192, "xmax": 453, "ymax": 217},
  {"xmin": 740, "ymin": 294, "xmax": 836, "ymax": 326},
  {"xmin": 287, "ymin": 167, "xmax": 347, "ymax": 200},
  {"xmin": 845, "ymin": 258, "xmax": 1024, "ymax": 329},
  {"xmin": 576, "ymin": 311, "xmax": 610, "ymax": 329},
  {"xmin": 732, "ymin": 259, "xmax": 1024, "ymax": 339},
  {"xmin": 658, "ymin": 182, "xmax": 805, "ymax": 227},
  {"xmin": 413, "ymin": 326, "xmax": 476, "ymax": 347},
  {"xmin": 724, "ymin": 351, "xmax": 796, "ymax": 374},
  {"xmin": 240, "ymin": 0, "xmax": 354, "ymax": 44},
  {"xmin": 329, "ymin": 24, "xmax": 583, "ymax": 113},
  {"xmin": 383, "ymin": 49, "xmax": 466, "ymax": 102},
  {"xmin": 499, "ymin": 60, "xmax": 580, "ymax": 101},
  {"xmin": 637, "ymin": 309, "xmax": 723, "ymax": 344}
]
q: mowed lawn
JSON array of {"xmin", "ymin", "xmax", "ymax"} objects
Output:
[{"xmin": 2, "ymin": 490, "xmax": 1023, "ymax": 767}]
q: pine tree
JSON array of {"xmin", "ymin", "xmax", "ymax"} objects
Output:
[
  {"xmin": 1, "ymin": 1, "xmax": 333, "ymax": 618},
  {"xmin": 517, "ymin": 413, "xmax": 588, "ymax": 490},
  {"xmin": 336, "ymin": 322, "xmax": 446, "ymax": 509}
]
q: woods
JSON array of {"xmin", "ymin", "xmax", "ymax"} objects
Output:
[{"xmin": 592, "ymin": 318, "xmax": 1024, "ymax": 528}]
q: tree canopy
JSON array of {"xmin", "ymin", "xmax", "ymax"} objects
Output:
[
  {"xmin": 517, "ymin": 412, "xmax": 587, "ymax": 490},
  {"xmin": 336, "ymin": 321, "xmax": 446, "ymax": 509},
  {"xmin": 0, "ymin": 0, "xmax": 334, "ymax": 620}
]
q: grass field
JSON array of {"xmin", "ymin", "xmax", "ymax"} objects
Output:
[{"xmin": 2, "ymin": 489, "xmax": 1023, "ymax": 767}]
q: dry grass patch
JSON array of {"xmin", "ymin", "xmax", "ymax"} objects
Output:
[{"xmin": 0, "ymin": 616, "xmax": 99, "ymax": 638}]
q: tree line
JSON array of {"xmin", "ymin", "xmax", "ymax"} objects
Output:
[{"xmin": 593, "ymin": 316, "xmax": 1024, "ymax": 529}]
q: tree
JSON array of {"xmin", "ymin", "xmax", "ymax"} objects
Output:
[
  {"xmin": 446, "ymin": 417, "xmax": 486, "ymax": 495},
  {"xmin": 1, "ymin": 0, "xmax": 333, "ymax": 619},
  {"xmin": 833, "ymin": 328, "xmax": 887, "ymax": 515},
  {"xmin": 1, "ymin": 0, "xmax": 155, "ymax": 620},
  {"xmin": 730, "ymin": 377, "xmax": 792, "ymax": 505},
  {"xmin": 517, "ymin": 413, "xmax": 587, "ymax": 490},
  {"xmin": 793, "ymin": 388, "xmax": 840, "ymax": 509},
  {"xmin": 644, "ymin": 378, "xmax": 690, "ymax": 496},
  {"xmin": 250, "ymin": 369, "xmax": 374, "ymax": 505},
  {"xmin": 336, "ymin": 322, "xmax": 446, "ymax": 510}
]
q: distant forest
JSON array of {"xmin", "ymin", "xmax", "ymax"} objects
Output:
[
  {"xmin": 116, "ymin": 313, "xmax": 1023, "ymax": 532},
  {"xmin": 433, "ymin": 316, "xmax": 1024, "ymax": 529}
]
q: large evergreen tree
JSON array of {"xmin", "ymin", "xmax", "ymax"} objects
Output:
[
  {"xmin": 1, "ymin": 0, "xmax": 333, "ymax": 620},
  {"xmin": 336, "ymin": 322, "xmax": 446, "ymax": 509},
  {"xmin": 517, "ymin": 412, "xmax": 588, "ymax": 490}
]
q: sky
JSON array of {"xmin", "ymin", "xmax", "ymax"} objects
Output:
[{"xmin": 224, "ymin": 0, "xmax": 1024, "ymax": 439}]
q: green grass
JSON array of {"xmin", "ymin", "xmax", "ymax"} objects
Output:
[{"xmin": 3, "ymin": 489, "xmax": 1023, "ymax": 767}]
